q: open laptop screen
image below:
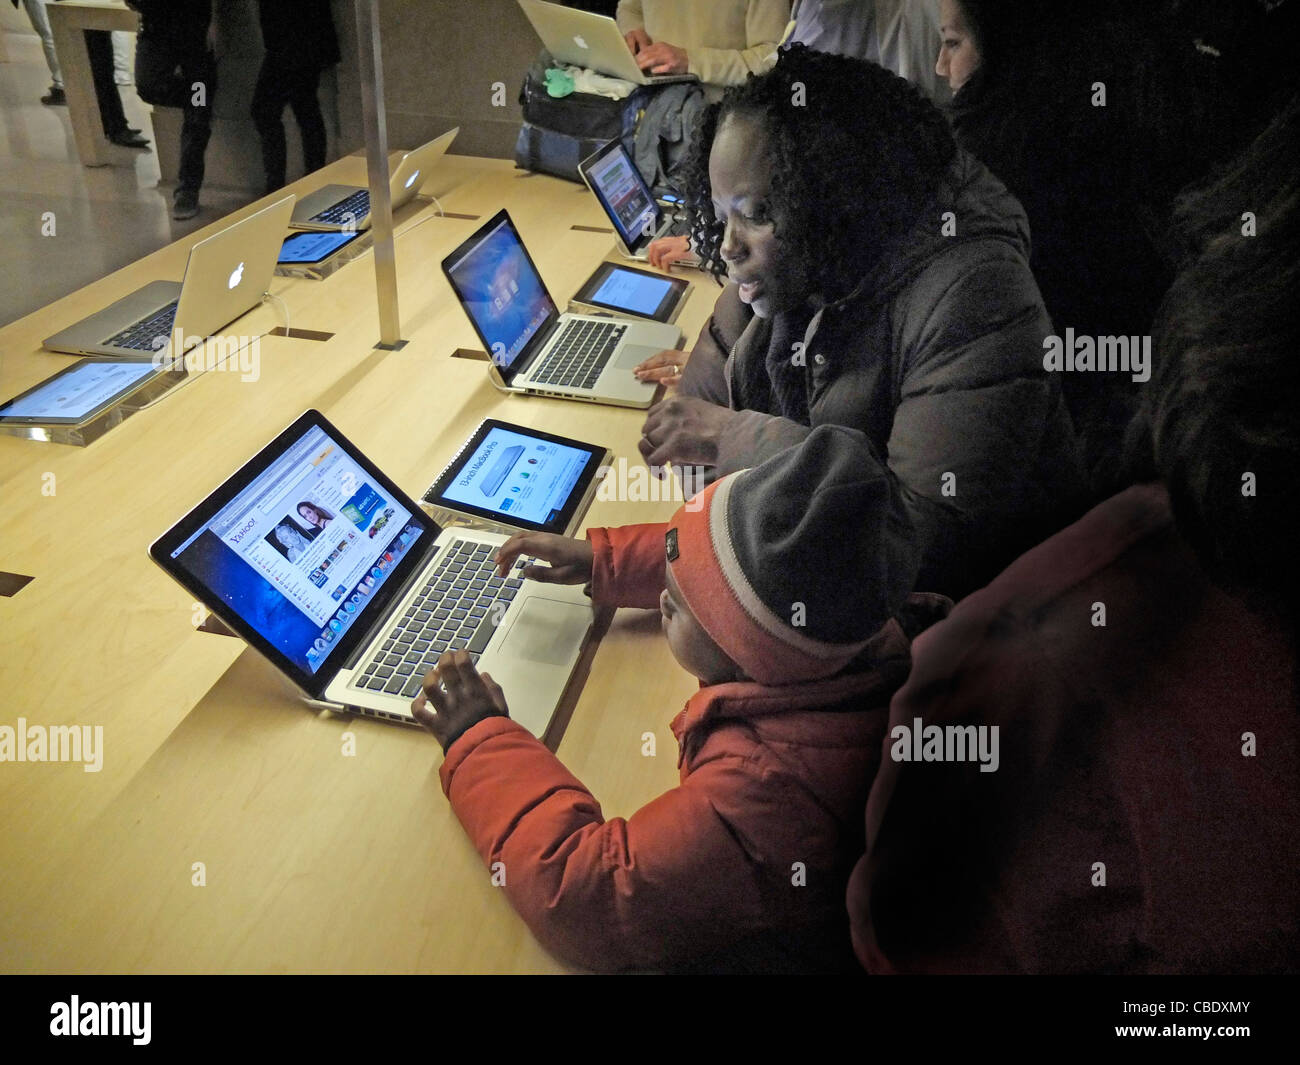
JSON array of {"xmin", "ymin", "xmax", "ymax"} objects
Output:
[
  {"xmin": 580, "ymin": 140, "xmax": 660, "ymax": 252},
  {"xmin": 152, "ymin": 414, "xmax": 431, "ymax": 694},
  {"xmin": 442, "ymin": 211, "xmax": 557, "ymax": 375}
]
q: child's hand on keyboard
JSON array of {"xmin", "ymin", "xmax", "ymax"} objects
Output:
[
  {"xmin": 412, "ymin": 650, "xmax": 509, "ymax": 754},
  {"xmin": 494, "ymin": 533, "xmax": 592, "ymax": 584}
]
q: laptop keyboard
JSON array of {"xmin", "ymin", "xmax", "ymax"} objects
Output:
[
  {"xmin": 311, "ymin": 189, "xmax": 370, "ymax": 225},
  {"xmin": 104, "ymin": 300, "xmax": 179, "ymax": 352},
  {"xmin": 353, "ymin": 540, "xmax": 530, "ymax": 699},
  {"xmin": 531, "ymin": 318, "xmax": 625, "ymax": 390}
]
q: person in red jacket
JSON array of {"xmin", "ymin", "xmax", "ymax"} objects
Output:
[
  {"xmin": 848, "ymin": 97, "xmax": 1300, "ymax": 974},
  {"xmin": 410, "ymin": 424, "xmax": 946, "ymax": 972}
]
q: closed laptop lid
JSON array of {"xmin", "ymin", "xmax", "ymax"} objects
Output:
[
  {"xmin": 440, "ymin": 209, "xmax": 559, "ymax": 385},
  {"xmin": 388, "ymin": 126, "xmax": 459, "ymax": 208},
  {"xmin": 149, "ymin": 410, "xmax": 441, "ymax": 700},
  {"xmin": 517, "ymin": 0, "xmax": 645, "ymax": 82},
  {"xmin": 172, "ymin": 194, "xmax": 296, "ymax": 347}
]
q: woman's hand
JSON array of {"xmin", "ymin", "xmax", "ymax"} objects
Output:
[
  {"xmin": 412, "ymin": 650, "xmax": 509, "ymax": 754},
  {"xmin": 647, "ymin": 234, "xmax": 693, "ymax": 271},
  {"xmin": 638, "ymin": 395, "xmax": 734, "ymax": 470},
  {"xmin": 634, "ymin": 348, "xmax": 689, "ymax": 388},
  {"xmin": 493, "ymin": 532, "xmax": 593, "ymax": 584}
]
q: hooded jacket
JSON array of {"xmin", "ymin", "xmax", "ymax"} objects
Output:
[
  {"xmin": 679, "ymin": 149, "xmax": 1086, "ymax": 598},
  {"xmin": 438, "ymin": 521, "xmax": 941, "ymax": 973}
]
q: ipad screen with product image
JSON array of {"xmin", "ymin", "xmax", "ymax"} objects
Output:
[
  {"xmin": 425, "ymin": 420, "xmax": 607, "ymax": 535},
  {"xmin": 0, "ymin": 359, "xmax": 165, "ymax": 424}
]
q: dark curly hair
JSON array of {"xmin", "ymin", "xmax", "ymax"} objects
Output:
[{"xmin": 682, "ymin": 44, "xmax": 957, "ymax": 302}]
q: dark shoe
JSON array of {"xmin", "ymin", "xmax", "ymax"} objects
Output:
[
  {"xmin": 173, "ymin": 189, "xmax": 200, "ymax": 221},
  {"xmin": 41, "ymin": 86, "xmax": 66, "ymax": 106},
  {"xmin": 109, "ymin": 129, "xmax": 151, "ymax": 149}
]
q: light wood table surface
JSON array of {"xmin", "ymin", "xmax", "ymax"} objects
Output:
[{"xmin": 0, "ymin": 151, "xmax": 717, "ymax": 973}]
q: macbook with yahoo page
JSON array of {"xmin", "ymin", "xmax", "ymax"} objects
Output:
[
  {"xmin": 441, "ymin": 209, "xmax": 681, "ymax": 409},
  {"xmin": 289, "ymin": 127, "xmax": 459, "ymax": 232},
  {"xmin": 517, "ymin": 0, "xmax": 697, "ymax": 86},
  {"xmin": 149, "ymin": 409, "xmax": 595, "ymax": 735},
  {"xmin": 43, "ymin": 195, "xmax": 296, "ymax": 359}
]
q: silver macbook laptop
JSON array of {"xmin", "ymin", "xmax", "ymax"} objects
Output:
[
  {"xmin": 148, "ymin": 410, "xmax": 594, "ymax": 735},
  {"xmin": 579, "ymin": 138, "xmax": 685, "ymax": 261},
  {"xmin": 517, "ymin": 0, "xmax": 698, "ymax": 86},
  {"xmin": 290, "ymin": 127, "xmax": 459, "ymax": 232},
  {"xmin": 441, "ymin": 210, "xmax": 680, "ymax": 409},
  {"xmin": 43, "ymin": 195, "xmax": 296, "ymax": 359}
]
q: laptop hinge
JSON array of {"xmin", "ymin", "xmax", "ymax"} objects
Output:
[{"xmin": 514, "ymin": 315, "xmax": 563, "ymax": 381}]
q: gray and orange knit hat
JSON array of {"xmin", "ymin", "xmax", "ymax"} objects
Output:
[{"xmin": 665, "ymin": 425, "xmax": 917, "ymax": 686}]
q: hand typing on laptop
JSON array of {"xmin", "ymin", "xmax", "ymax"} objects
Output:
[
  {"xmin": 412, "ymin": 650, "xmax": 510, "ymax": 754},
  {"xmin": 493, "ymin": 534, "xmax": 593, "ymax": 585},
  {"xmin": 634, "ymin": 41, "xmax": 688, "ymax": 76},
  {"xmin": 623, "ymin": 22, "xmax": 688, "ymax": 75}
]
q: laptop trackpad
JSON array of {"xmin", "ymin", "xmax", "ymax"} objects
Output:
[
  {"xmin": 500, "ymin": 596, "xmax": 590, "ymax": 665},
  {"xmin": 614, "ymin": 344, "xmax": 663, "ymax": 370}
]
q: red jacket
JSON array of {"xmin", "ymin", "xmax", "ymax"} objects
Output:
[
  {"xmin": 440, "ymin": 522, "xmax": 918, "ymax": 973},
  {"xmin": 849, "ymin": 484, "xmax": 1300, "ymax": 973}
]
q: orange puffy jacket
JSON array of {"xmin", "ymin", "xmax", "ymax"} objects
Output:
[{"xmin": 439, "ymin": 521, "xmax": 919, "ymax": 973}]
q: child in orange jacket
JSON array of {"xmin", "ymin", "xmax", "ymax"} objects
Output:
[{"xmin": 412, "ymin": 424, "xmax": 941, "ymax": 972}]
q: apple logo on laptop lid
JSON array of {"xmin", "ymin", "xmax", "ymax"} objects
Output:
[
  {"xmin": 228, "ymin": 262, "xmax": 245, "ymax": 289},
  {"xmin": 573, "ymin": 35, "xmax": 588, "ymax": 49},
  {"xmin": 404, "ymin": 170, "xmax": 420, "ymax": 189}
]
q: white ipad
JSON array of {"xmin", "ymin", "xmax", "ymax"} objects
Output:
[{"xmin": 0, "ymin": 358, "xmax": 176, "ymax": 426}]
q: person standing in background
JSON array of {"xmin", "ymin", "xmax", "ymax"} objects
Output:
[
  {"xmin": 86, "ymin": 23, "xmax": 149, "ymax": 148},
  {"xmin": 790, "ymin": 0, "xmax": 947, "ymax": 102},
  {"xmin": 111, "ymin": 30, "xmax": 132, "ymax": 85},
  {"xmin": 251, "ymin": 0, "xmax": 340, "ymax": 195},
  {"xmin": 616, "ymin": 0, "xmax": 789, "ymax": 99},
  {"xmin": 13, "ymin": 0, "xmax": 64, "ymax": 104},
  {"xmin": 128, "ymin": 0, "xmax": 215, "ymax": 221}
]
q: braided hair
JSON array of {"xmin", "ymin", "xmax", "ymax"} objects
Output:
[{"xmin": 682, "ymin": 44, "xmax": 957, "ymax": 302}]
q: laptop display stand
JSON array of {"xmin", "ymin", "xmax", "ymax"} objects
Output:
[
  {"xmin": 275, "ymin": 231, "xmax": 375, "ymax": 281},
  {"xmin": 195, "ymin": 614, "xmax": 351, "ymax": 716},
  {"xmin": 0, "ymin": 369, "xmax": 189, "ymax": 447}
]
